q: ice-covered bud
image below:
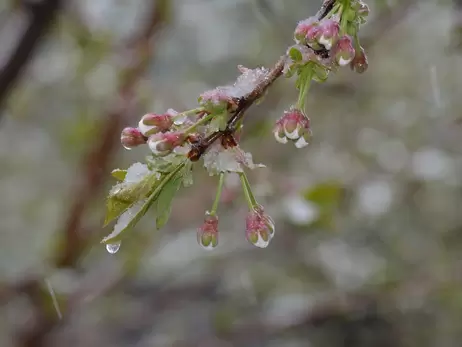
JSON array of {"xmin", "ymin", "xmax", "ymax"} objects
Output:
[
  {"xmin": 350, "ymin": 46, "xmax": 368, "ymax": 73},
  {"xmin": 333, "ymin": 35, "xmax": 356, "ymax": 66},
  {"xmin": 199, "ymin": 88, "xmax": 238, "ymax": 114},
  {"xmin": 197, "ymin": 212, "xmax": 219, "ymax": 250},
  {"xmin": 317, "ymin": 18, "xmax": 340, "ymax": 50},
  {"xmin": 245, "ymin": 205, "xmax": 275, "ymax": 248},
  {"xmin": 273, "ymin": 108, "xmax": 311, "ymax": 148},
  {"xmin": 147, "ymin": 131, "xmax": 185, "ymax": 157},
  {"xmin": 138, "ymin": 112, "xmax": 174, "ymax": 136},
  {"xmin": 294, "ymin": 17, "xmax": 320, "ymax": 47},
  {"xmin": 120, "ymin": 127, "xmax": 146, "ymax": 150}
]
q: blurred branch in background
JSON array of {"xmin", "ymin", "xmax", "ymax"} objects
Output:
[
  {"xmin": 0, "ymin": 0, "xmax": 62, "ymax": 113},
  {"xmin": 453, "ymin": 0, "xmax": 462, "ymax": 49},
  {"xmin": 0, "ymin": 1, "xmax": 171, "ymax": 346}
]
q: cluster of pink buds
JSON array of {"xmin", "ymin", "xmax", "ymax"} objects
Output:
[
  {"xmin": 245, "ymin": 205, "xmax": 275, "ymax": 248},
  {"xmin": 288, "ymin": 0, "xmax": 369, "ymax": 73},
  {"xmin": 120, "ymin": 109, "xmax": 191, "ymax": 157},
  {"xmin": 295, "ymin": 17, "xmax": 340, "ymax": 50},
  {"xmin": 197, "ymin": 212, "xmax": 219, "ymax": 250},
  {"xmin": 274, "ymin": 107, "xmax": 311, "ymax": 148}
]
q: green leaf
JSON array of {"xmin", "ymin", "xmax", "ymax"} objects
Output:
[
  {"xmin": 209, "ymin": 112, "xmax": 228, "ymax": 132},
  {"xmin": 104, "ymin": 198, "xmax": 131, "ymax": 226},
  {"xmin": 312, "ymin": 64, "xmax": 329, "ymax": 83},
  {"xmin": 304, "ymin": 182, "xmax": 343, "ymax": 207},
  {"xmin": 155, "ymin": 174, "xmax": 183, "ymax": 229},
  {"xmin": 303, "ymin": 182, "xmax": 344, "ymax": 229},
  {"xmin": 101, "ymin": 162, "xmax": 186, "ymax": 244},
  {"xmin": 111, "ymin": 169, "xmax": 127, "ymax": 181},
  {"xmin": 288, "ymin": 46, "xmax": 303, "ymax": 62},
  {"xmin": 104, "ymin": 172, "xmax": 161, "ymax": 226}
]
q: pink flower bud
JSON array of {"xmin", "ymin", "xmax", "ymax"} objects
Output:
[
  {"xmin": 197, "ymin": 212, "xmax": 219, "ymax": 250},
  {"xmin": 273, "ymin": 108, "xmax": 311, "ymax": 148},
  {"xmin": 294, "ymin": 17, "xmax": 320, "ymax": 46},
  {"xmin": 333, "ymin": 35, "xmax": 356, "ymax": 66},
  {"xmin": 147, "ymin": 131, "xmax": 185, "ymax": 157},
  {"xmin": 120, "ymin": 127, "xmax": 146, "ymax": 150},
  {"xmin": 138, "ymin": 112, "xmax": 174, "ymax": 136},
  {"xmin": 350, "ymin": 46, "xmax": 368, "ymax": 73},
  {"xmin": 245, "ymin": 205, "xmax": 275, "ymax": 248},
  {"xmin": 317, "ymin": 19, "xmax": 340, "ymax": 50}
]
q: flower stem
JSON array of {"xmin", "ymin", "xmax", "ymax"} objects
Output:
[
  {"xmin": 239, "ymin": 172, "xmax": 258, "ymax": 210},
  {"xmin": 175, "ymin": 107, "xmax": 204, "ymax": 119},
  {"xmin": 296, "ymin": 67, "xmax": 313, "ymax": 111},
  {"xmin": 340, "ymin": 0, "xmax": 350, "ymax": 34},
  {"xmin": 184, "ymin": 112, "xmax": 215, "ymax": 134},
  {"xmin": 210, "ymin": 173, "xmax": 225, "ymax": 216}
]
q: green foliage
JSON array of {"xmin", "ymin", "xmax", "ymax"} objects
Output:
[
  {"xmin": 303, "ymin": 181, "xmax": 344, "ymax": 229},
  {"xmin": 104, "ymin": 171, "xmax": 161, "ymax": 226},
  {"xmin": 288, "ymin": 46, "xmax": 303, "ymax": 62},
  {"xmin": 111, "ymin": 169, "xmax": 127, "ymax": 181},
  {"xmin": 102, "ymin": 162, "xmax": 186, "ymax": 244},
  {"xmin": 155, "ymin": 174, "xmax": 183, "ymax": 229}
]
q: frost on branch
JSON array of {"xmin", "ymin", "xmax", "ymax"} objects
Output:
[
  {"xmin": 102, "ymin": 0, "xmax": 371, "ymax": 252},
  {"xmin": 199, "ymin": 65, "xmax": 269, "ymax": 115}
]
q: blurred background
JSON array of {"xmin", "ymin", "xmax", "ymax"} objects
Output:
[{"xmin": 1, "ymin": 0, "xmax": 462, "ymax": 346}]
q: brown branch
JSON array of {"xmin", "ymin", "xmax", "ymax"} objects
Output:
[
  {"xmin": 55, "ymin": 0, "xmax": 168, "ymax": 268},
  {"xmin": 7, "ymin": 1, "xmax": 170, "ymax": 346},
  {"xmin": 0, "ymin": 0, "xmax": 63, "ymax": 113}
]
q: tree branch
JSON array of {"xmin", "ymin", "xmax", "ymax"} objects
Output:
[
  {"xmin": 3, "ymin": 1, "xmax": 170, "ymax": 346},
  {"xmin": 0, "ymin": 0, "xmax": 63, "ymax": 113}
]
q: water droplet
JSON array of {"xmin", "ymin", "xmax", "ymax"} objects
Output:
[
  {"xmin": 122, "ymin": 144, "xmax": 132, "ymax": 151},
  {"xmin": 106, "ymin": 242, "xmax": 121, "ymax": 254}
]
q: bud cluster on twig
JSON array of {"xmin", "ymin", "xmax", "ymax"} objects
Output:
[{"xmin": 103, "ymin": 0, "xmax": 370, "ymax": 253}]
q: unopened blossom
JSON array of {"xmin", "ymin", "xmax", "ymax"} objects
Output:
[
  {"xmin": 317, "ymin": 18, "xmax": 340, "ymax": 50},
  {"xmin": 138, "ymin": 111, "xmax": 174, "ymax": 136},
  {"xmin": 333, "ymin": 35, "xmax": 356, "ymax": 66},
  {"xmin": 120, "ymin": 127, "xmax": 146, "ymax": 149},
  {"xmin": 274, "ymin": 108, "xmax": 311, "ymax": 148},
  {"xmin": 147, "ymin": 131, "xmax": 185, "ymax": 157},
  {"xmin": 350, "ymin": 46, "xmax": 368, "ymax": 73},
  {"xmin": 245, "ymin": 205, "xmax": 275, "ymax": 248},
  {"xmin": 197, "ymin": 212, "xmax": 219, "ymax": 250},
  {"xmin": 294, "ymin": 17, "xmax": 320, "ymax": 47}
]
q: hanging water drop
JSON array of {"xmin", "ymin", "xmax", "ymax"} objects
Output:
[
  {"xmin": 106, "ymin": 242, "xmax": 121, "ymax": 254},
  {"xmin": 122, "ymin": 144, "xmax": 133, "ymax": 151}
]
